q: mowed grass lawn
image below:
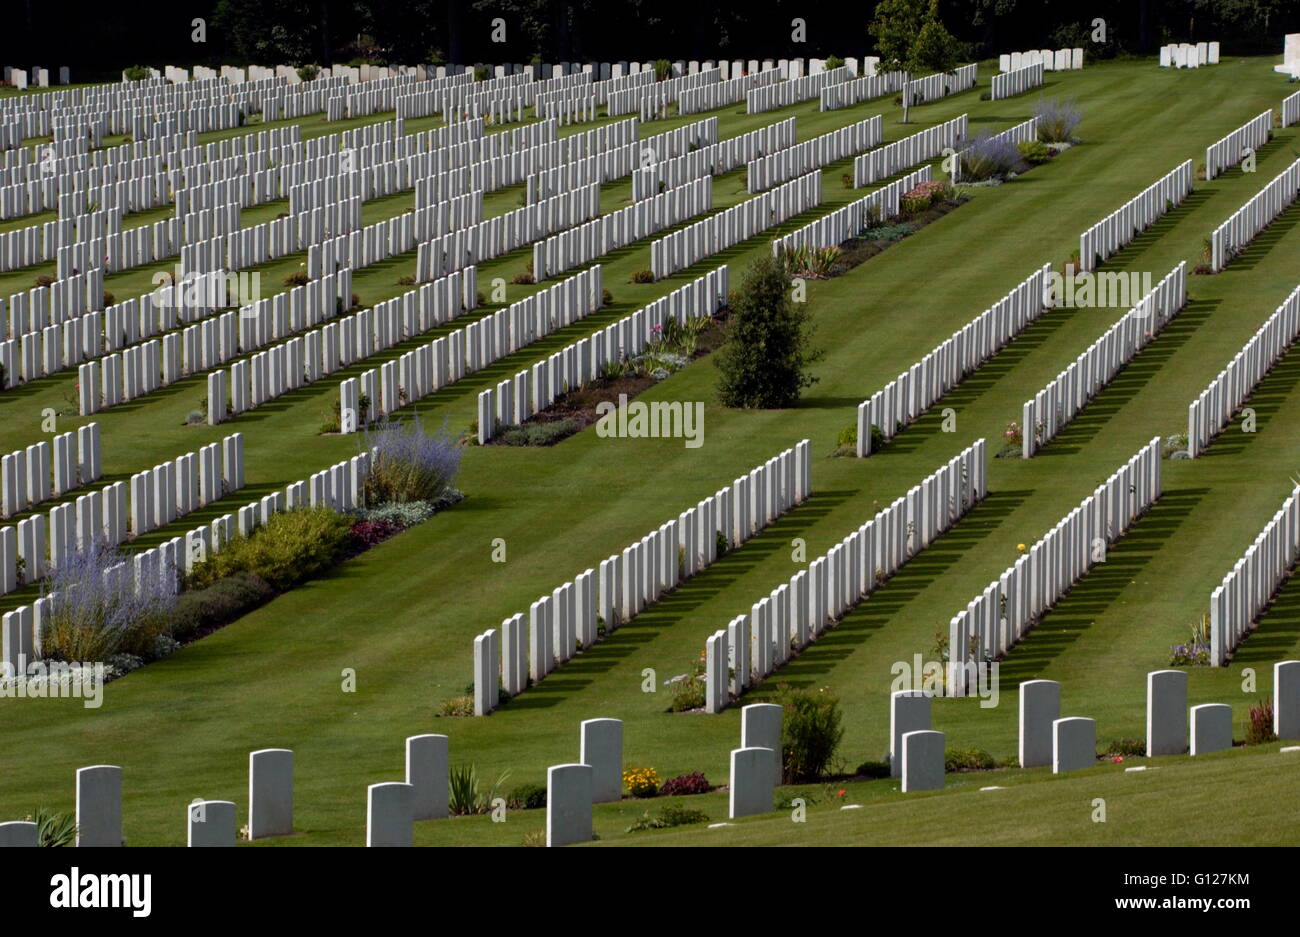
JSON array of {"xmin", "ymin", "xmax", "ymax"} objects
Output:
[{"xmin": 1, "ymin": 57, "xmax": 1299, "ymax": 845}]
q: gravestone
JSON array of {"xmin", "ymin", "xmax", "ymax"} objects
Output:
[
  {"xmin": 76, "ymin": 765, "xmax": 122, "ymax": 846},
  {"xmin": 367, "ymin": 782, "xmax": 414, "ymax": 847},
  {"xmin": 248, "ymin": 748, "xmax": 293, "ymax": 839},
  {"xmin": 1189, "ymin": 703, "xmax": 1232, "ymax": 756},
  {"xmin": 406, "ymin": 734, "xmax": 449, "ymax": 820},
  {"xmin": 580, "ymin": 718, "xmax": 623, "ymax": 804},
  {"xmin": 546, "ymin": 763, "xmax": 594, "ymax": 846},
  {"xmin": 1276, "ymin": 660, "xmax": 1300, "ymax": 739},
  {"xmin": 187, "ymin": 800, "xmax": 236, "ymax": 847},
  {"xmin": 1052, "ymin": 717, "xmax": 1096, "ymax": 774},
  {"xmin": 0, "ymin": 821, "xmax": 38, "ymax": 847},
  {"xmin": 1019, "ymin": 679, "xmax": 1060, "ymax": 768},
  {"xmin": 1146, "ymin": 669, "xmax": 1188, "ymax": 756},
  {"xmin": 728, "ymin": 747, "xmax": 776, "ymax": 818},
  {"xmin": 901, "ymin": 730, "xmax": 945, "ymax": 792},
  {"xmin": 890, "ymin": 691, "xmax": 931, "ymax": 777},
  {"xmin": 740, "ymin": 703, "xmax": 783, "ymax": 786}
]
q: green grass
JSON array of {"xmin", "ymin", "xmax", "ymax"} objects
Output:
[{"xmin": 2, "ymin": 57, "xmax": 1300, "ymax": 846}]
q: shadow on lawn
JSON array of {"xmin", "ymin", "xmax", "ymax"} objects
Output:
[
  {"xmin": 1200, "ymin": 348, "xmax": 1300, "ymax": 458},
  {"xmin": 996, "ymin": 486, "xmax": 1209, "ymax": 683},
  {"xmin": 742, "ymin": 488, "xmax": 1033, "ymax": 692},
  {"xmin": 1038, "ymin": 298, "xmax": 1219, "ymax": 457},
  {"xmin": 1231, "ymin": 572, "xmax": 1300, "ymax": 664},
  {"xmin": 503, "ymin": 487, "xmax": 857, "ymax": 709}
]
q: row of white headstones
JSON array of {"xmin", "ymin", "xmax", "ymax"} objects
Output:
[{"xmin": 9, "ymin": 660, "xmax": 1297, "ymax": 848}]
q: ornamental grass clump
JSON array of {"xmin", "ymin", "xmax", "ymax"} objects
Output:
[
  {"xmin": 1034, "ymin": 96, "xmax": 1083, "ymax": 144},
  {"xmin": 362, "ymin": 413, "xmax": 462, "ymax": 504},
  {"xmin": 959, "ymin": 131, "xmax": 1028, "ymax": 182},
  {"xmin": 40, "ymin": 542, "xmax": 177, "ymax": 662}
]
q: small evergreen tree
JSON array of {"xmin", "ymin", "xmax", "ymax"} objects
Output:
[{"xmin": 715, "ymin": 256, "xmax": 822, "ymax": 409}]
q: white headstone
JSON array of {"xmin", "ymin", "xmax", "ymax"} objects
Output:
[
  {"xmin": 75, "ymin": 765, "xmax": 122, "ymax": 846},
  {"xmin": 1189, "ymin": 703, "xmax": 1232, "ymax": 756},
  {"xmin": 901, "ymin": 729, "xmax": 945, "ymax": 792},
  {"xmin": 1019, "ymin": 679, "xmax": 1060, "ymax": 768},
  {"xmin": 1276, "ymin": 660, "xmax": 1300, "ymax": 739},
  {"xmin": 1052, "ymin": 717, "xmax": 1096, "ymax": 774},
  {"xmin": 406, "ymin": 734, "xmax": 449, "ymax": 820},
  {"xmin": 367, "ymin": 782, "xmax": 414, "ymax": 846},
  {"xmin": 890, "ymin": 691, "xmax": 931, "ymax": 777},
  {"xmin": 580, "ymin": 718, "xmax": 623, "ymax": 804},
  {"xmin": 740, "ymin": 703, "xmax": 783, "ymax": 786},
  {"xmin": 187, "ymin": 800, "xmax": 236, "ymax": 847},
  {"xmin": 728, "ymin": 746, "xmax": 776, "ymax": 818},
  {"xmin": 1146, "ymin": 669, "xmax": 1188, "ymax": 756},
  {"xmin": 546, "ymin": 763, "xmax": 593, "ymax": 846},
  {"xmin": 0, "ymin": 821, "xmax": 38, "ymax": 847},
  {"xmin": 248, "ymin": 748, "xmax": 293, "ymax": 839}
]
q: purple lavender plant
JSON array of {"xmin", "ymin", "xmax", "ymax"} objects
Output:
[
  {"xmin": 40, "ymin": 540, "xmax": 177, "ymax": 662},
  {"xmin": 959, "ymin": 131, "xmax": 1028, "ymax": 182},
  {"xmin": 1034, "ymin": 96, "xmax": 1083, "ymax": 143},
  {"xmin": 361, "ymin": 412, "xmax": 462, "ymax": 504}
]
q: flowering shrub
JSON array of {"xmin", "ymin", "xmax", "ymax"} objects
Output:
[
  {"xmin": 1003, "ymin": 421, "xmax": 1024, "ymax": 448},
  {"xmin": 623, "ymin": 766, "xmax": 660, "ymax": 798},
  {"xmin": 362, "ymin": 413, "xmax": 462, "ymax": 504},
  {"xmin": 900, "ymin": 179, "xmax": 948, "ymax": 214},
  {"xmin": 350, "ymin": 519, "xmax": 400, "ymax": 548},
  {"xmin": 659, "ymin": 772, "xmax": 711, "ymax": 796},
  {"xmin": 41, "ymin": 542, "xmax": 177, "ymax": 662},
  {"xmin": 1169, "ymin": 614, "xmax": 1212, "ymax": 666},
  {"xmin": 1245, "ymin": 700, "xmax": 1275, "ymax": 745}
]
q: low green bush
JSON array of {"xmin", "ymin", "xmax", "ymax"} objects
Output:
[
  {"xmin": 625, "ymin": 804, "xmax": 709, "ymax": 832},
  {"xmin": 186, "ymin": 507, "xmax": 355, "ymax": 591},
  {"xmin": 1104, "ymin": 738, "xmax": 1146, "ymax": 757},
  {"xmin": 775, "ymin": 684, "xmax": 845, "ymax": 783},
  {"xmin": 508, "ymin": 783, "xmax": 547, "ymax": 810},
  {"xmin": 944, "ymin": 747, "xmax": 997, "ymax": 772},
  {"xmin": 1017, "ymin": 139, "xmax": 1053, "ymax": 165},
  {"xmin": 169, "ymin": 571, "xmax": 276, "ymax": 642},
  {"xmin": 496, "ymin": 419, "xmax": 578, "ymax": 447},
  {"xmin": 855, "ymin": 759, "xmax": 890, "ymax": 779}
]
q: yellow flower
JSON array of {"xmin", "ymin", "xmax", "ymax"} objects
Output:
[{"xmin": 1017, "ymin": 543, "xmax": 1026, "ymax": 551}]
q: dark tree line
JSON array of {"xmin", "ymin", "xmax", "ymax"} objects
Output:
[{"xmin": 4, "ymin": 0, "xmax": 1297, "ymax": 82}]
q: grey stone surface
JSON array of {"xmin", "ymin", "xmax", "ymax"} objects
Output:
[
  {"xmin": 76, "ymin": 765, "xmax": 122, "ymax": 847},
  {"xmin": 546, "ymin": 763, "xmax": 593, "ymax": 847},
  {"xmin": 367, "ymin": 782, "xmax": 414, "ymax": 847},
  {"xmin": 1189, "ymin": 703, "xmax": 1233, "ymax": 756},
  {"xmin": 728, "ymin": 746, "xmax": 776, "ymax": 819},
  {"xmin": 248, "ymin": 748, "xmax": 293, "ymax": 839},
  {"xmin": 890, "ymin": 691, "xmax": 931, "ymax": 777},
  {"xmin": 1052, "ymin": 717, "xmax": 1096, "ymax": 774},
  {"xmin": 740, "ymin": 703, "xmax": 783, "ymax": 785},
  {"xmin": 1019, "ymin": 679, "xmax": 1061, "ymax": 768},
  {"xmin": 580, "ymin": 718, "xmax": 623, "ymax": 804},
  {"xmin": 187, "ymin": 800, "xmax": 236, "ymax": 847},
  {"xmin": 406, "ymin": 734, "xmax": 449, "ymax": 821},
  {"xmin": 0, "ymin": 821, "xmax": 38, "ymax": 847},
  {"xmin": 901, "ymin": 730, "xmax": 945, "ymax": 792},
  {"xmin": 1146, "ymin": 669, "xmax": 1188, "ymax": 756}
]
